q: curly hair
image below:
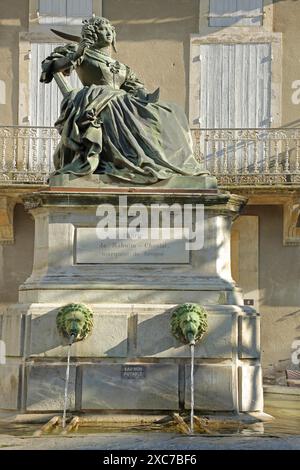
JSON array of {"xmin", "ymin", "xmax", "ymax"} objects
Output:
[{"xmin": 81, "ymin": 16, "xmax": 117, "ymax": 52}]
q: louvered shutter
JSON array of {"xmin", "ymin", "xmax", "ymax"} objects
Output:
[{"xmin": 209, "ymin": 0, "xmax": 263, "ymax": 27}]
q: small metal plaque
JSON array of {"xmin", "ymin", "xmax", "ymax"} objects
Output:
[
  {"xmin": 244, "ymin": 299, "xmax": 254, "ymax": 306},
  {"xmin": 121, "ymin": 365, "xmax": 146, "ymax": 380}
]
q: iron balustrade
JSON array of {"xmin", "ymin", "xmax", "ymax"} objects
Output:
[{"xmin": 0, "ymin": 126, "xmax": 300, "ymax": 186}]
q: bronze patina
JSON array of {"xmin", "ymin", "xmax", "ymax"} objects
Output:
[
  {"xmin": 56, "ymin": 303, "xmax": 94, "ymax": 342},
  {"xmin": 171, "ymin": 303, "xmax": 208, "ymax": 345},
  {"xmin": 40, "ymin": 16, "xmax": 207, "ymax": 184}
]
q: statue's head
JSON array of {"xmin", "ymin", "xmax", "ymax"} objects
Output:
[
  {"xmin": 81, "ymin": 16, "xmax": 117, "ymax": 52},
  {"xmin": 56, "ymin": 303, "xmax": 94, "ymax": 342},
  {"xmin": 171, "ymin": 303, "xmax": 208, "ymax": 345}
]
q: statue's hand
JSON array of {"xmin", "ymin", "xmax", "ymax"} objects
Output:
[
  {"xmin": 40, "ymin": 44, "xmax": 78, "ymax": 83},
  {"xmin": 74, "ymin": 38, "xmax": 91, "ymax": 60}
]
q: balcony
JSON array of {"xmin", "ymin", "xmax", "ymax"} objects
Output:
[
  {"xmin": 0, "ymin": 126, "xmax": 59, "ymax": 185},
  {"xmin": 0, "ymin": 126, "xmax": 300, "ymax": 187},
  {"xmin": 193, "ymin": 128, "xmax": 300, "ymax": 186}
]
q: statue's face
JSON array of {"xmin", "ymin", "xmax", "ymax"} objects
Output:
[
  {"xmin": 179, "ymin": 312, "xmax": 201, "ymax": 336},
  {"xmin": 95, "ymin": 22, "xmax": 114, "ymax": 48},
  {"xmin": 171, "ymin": 304, "xmax": 208, "ymax": 345},
  {"xmin": 64, "ymin": 311, "xmax": 86, "ymax": 338}
]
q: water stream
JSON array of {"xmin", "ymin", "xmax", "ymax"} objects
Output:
[
  {"xmin": 62, "ymin": 335, "xmax": 75, "ymax": 428},
  {"xmin": 190, "ymin": 343, "xmax": 195, "ymax": 434}
]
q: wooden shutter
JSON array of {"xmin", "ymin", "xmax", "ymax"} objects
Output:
[
  {"xmin": 209, "ymin": 0, "xmax": 263, "ymax": 27},
  {"xmin": 66, "ymin": 0, "xmax": 93, "ymax": 25},
  {"xmin": 38, "ymin": 0, "xmax": 93, "ymax": 25},
  {"xmin": 199, "ymin": 42, "xmax": 272, "ymax": 172},
  {"xmin": 199, "ymin": 43, "xmax": 271, "ymax": 129},
  {"xmin": 38, "ymin": 0, "xmax": 67, "ymax": 25}
]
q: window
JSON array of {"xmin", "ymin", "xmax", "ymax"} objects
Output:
[
  {"xmin": 198, "ymin": 42, "xmax": 272, "ymax": 128},
  {"xmin": 209, "ymin": 0, "xmax": 263, "ymax": 27},
  {"xmin": 197, "ymin": 42, "xmax": 272, "ymax": 173},
  {"xmin": 38, "ymin": 0, "xmax": 93, "ymax": 25}
]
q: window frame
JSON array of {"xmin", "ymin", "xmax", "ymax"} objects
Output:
[
  {"xmin": 199, "ymin": 0, "xmax": 273, "ymax": 34},
  {"xmin": 189, "ymin": 32, "xmax": 282, "ymax": 129},
  {"xmin": 37, "ymin": 0, "xmax": 94, "ymax": 26},
  {"xmin": 28, "ymin": 0, "xmax": 102, "ymax": 32}
]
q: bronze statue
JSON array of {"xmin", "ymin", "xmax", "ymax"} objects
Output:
[{"xmin": 40, "ymin": 16, "xmax": 207, "ymax": 184}]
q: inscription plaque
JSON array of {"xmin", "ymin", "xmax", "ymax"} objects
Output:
[{"xmin": 76, "ymin": 228, "xmax": 189, "ymax": 264}]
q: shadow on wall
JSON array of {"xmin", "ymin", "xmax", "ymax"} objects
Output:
[
  {"xmin": 105, "ymin": 0, "xmax": 295, "ymax": 38},
  {"xmin": 28, "ymin": 306, "xmax": 236, "ymax": 359},
  {"xmin": 0, "ymin": 203, "xmax": 34, "ymax": 303},
  {"xmin": 243, "ymin": 205, "xmax": 300, "ymax": 307},
  {"xmin": 241, "ymin": 205, "xmax": 300, "ymax": 379}
]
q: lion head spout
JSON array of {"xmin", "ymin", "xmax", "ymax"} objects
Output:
[
  {"xmin": 171, "ymin": 303, "xmax": 208, "ymax": 345},
  {"xmin": 56, "ymin": 303, "xmax": 94, "ymax": 342}
]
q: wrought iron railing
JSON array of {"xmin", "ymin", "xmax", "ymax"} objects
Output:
[
  {"xmin": 193, "ymin": 128, "xmax": 300, "ymax": 185},
  {"xmin": 0, "ymin": 126, "xmax": 58, "ymax": 184},
  {"xmin": 0, "ymin": 125, "xmax": 300, "ymax": 186}
]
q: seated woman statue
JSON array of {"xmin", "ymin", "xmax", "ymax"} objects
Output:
[{"xmin": 40, "ymin": 16, "xmax": 207, "ymax": 184}]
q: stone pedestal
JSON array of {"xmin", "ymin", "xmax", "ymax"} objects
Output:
[{"xmin": 0, "ymin": 184, "xmax": 263, "ymax": 414}]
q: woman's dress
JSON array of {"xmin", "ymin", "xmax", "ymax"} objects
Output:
[{"xmin": 41, "ymin": 46, "xmax": 207, "ymax": 184}]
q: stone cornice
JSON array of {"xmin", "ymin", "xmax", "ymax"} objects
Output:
[{"xmin": 21, "ymin": 189, "xmax": 247, "ymax": 215}]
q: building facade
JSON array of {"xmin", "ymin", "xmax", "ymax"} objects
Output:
[{"xmin": 0, "ymin": 0, "xmax": 299, "ymax": 385}]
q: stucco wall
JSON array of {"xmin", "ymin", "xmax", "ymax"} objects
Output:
[
  {"xmin": 104, "ymin": 0, "xmax": 198, "ymax": 111},
  {"xmin": 243, "ymin": 205, "xmax": 300, "ymax": 382},
  {"xmin": 274, "ymin": 0, "xmax": 300, "ymax": 126},
  {"xmin": 0, "ymin": 0, "xmax": 28, "ymax": 124},
  {"xmin": 0, "ymin": 204, "xmax": 34, "ymax": 304}
]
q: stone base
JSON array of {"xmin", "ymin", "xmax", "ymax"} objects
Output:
[
  {"xmin": 0, "ymin": 187, "xmax": 263, "ymax": 413},
  {"xmin": 0, "ymin": 303, "xmax": 263, "ymax": 413}
]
